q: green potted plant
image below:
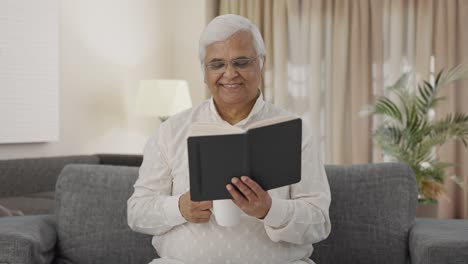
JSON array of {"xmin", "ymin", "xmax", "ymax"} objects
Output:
[{"xmin": 364, "ymin": 64, "xmax": 468, "ymax": 209}]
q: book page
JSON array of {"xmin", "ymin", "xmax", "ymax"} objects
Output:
[
  {"xmin": 245, "ymin": 115, "xmax": 298, "ymax": 130},
  {"xmin": 188, "ymin": 123, "xmax": 245, "ymax": 137},
  {"xmin": 189, "ymin": 116, "xmax": 299, "ymax": 137}
]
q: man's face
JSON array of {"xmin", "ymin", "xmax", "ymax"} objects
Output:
[{"xmin": 204, "ymin": 31, "xmax": 262, "ymax": 108}]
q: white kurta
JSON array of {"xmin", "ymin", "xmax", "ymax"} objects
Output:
[{"xmin": 127, "ymin": 96, "xmax": 331, "ymax": 264}]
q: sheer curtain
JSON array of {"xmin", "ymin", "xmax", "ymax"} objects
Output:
[
  {"xmin": 381, "ymin": 0, "xmax": 468, "ymax": 219},
  {"xmin": 219, "ymin": 0, "xmax": 289, "ymax": 107},
  {"xmin": 219, "ymin": 0, "xmax": 374, "ymax": 163},
  {"xmin": 431, "ymin": 0, "xmax": 468, "ymax": 219},
  {"xmin": 218, "ymin": 0, "xmax": 468, "ymax": 218}
]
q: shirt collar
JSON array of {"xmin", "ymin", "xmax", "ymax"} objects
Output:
[{"xmin": 209, "ymin": 91, "xmax": 265, "ymax": 126}]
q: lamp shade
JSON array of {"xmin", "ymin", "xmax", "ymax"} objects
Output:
[{"xmin": 135, "ymin": 79, "xmax": 192, "ymax": 117}]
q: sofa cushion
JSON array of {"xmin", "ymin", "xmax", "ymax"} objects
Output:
[
  {"xmin": 0, "ymin": 191, "xmax": 55, "ymax": 215},
  {"xmin": 0, "ymin": 203, "xmax": 24, "ymax": 216},
  {"xmin": 311, "ymin": 163, "xmax": 417, "ymax": 264},
  {"xmin": 55, "ymin": 164, "xmax": 156, "ymax": 264},
  {"xmin": 0, "ymin": 215, "xmax": 56, "ymax": 264}
]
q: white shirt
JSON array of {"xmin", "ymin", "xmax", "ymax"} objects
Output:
[{"xmin": 127, "ymin": 96, "xmax": 331, "ymax": 264}]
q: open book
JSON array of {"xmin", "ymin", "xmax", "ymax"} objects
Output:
[{"xmin": 187, "ymin": 116, "xmax": 302, "ymax": 201}]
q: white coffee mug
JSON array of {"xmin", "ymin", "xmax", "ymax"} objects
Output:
[{"xmin": 211, "ymin": 199, "xmax": 241, "ymax": 227}]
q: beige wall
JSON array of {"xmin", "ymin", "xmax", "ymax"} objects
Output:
[{"xmin": 0, "ymin": 0, "xmax": 209, "ymax": 159}]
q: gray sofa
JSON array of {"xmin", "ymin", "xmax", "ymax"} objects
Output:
[
  {"xmin": 0, "ymin": 154, "xmax": 143, "ymax": 216},
  {"xmin": 1, "ymin": 161, "xmax": 468, "ymax": 264}
]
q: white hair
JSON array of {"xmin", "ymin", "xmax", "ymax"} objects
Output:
[{"xmin": 198, "ymin": 14, "xmax": 265, "ymax": 69}]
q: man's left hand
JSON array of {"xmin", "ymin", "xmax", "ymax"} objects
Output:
[{"xmin": 226, "ymin": 176, "xmax": 272, "ymax": 219}]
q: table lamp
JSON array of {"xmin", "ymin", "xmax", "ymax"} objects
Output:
[{"xmin": 135, "ymin": 79, "xmax": 192, "ymax": 122}]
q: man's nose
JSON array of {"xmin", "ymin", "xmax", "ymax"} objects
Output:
[{"xmin": 223, "ymin": 63, "xmax": 239, "ymax": 78}]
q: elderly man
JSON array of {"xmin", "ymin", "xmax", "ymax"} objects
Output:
[{"xmin": 127, "ymin": 14, "xmax": 331, "ymax": 264}]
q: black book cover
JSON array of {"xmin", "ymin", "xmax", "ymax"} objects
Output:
[{"xmin": 188, "ymin": 118, "xmax": 302, "ymax": 201}]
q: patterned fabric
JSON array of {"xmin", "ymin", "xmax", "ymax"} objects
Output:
[{"xmin": 127, "ymin": 96, "xmax": 331, "ymax": 264}]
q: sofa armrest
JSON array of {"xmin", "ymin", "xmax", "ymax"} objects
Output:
[
  {"xmin": 0, "ymin": 215, "xmax": 56, "ymax": 264},
  {"xmin": 409, "ymin": 218, "xmax": 468, "ymax": 264}
]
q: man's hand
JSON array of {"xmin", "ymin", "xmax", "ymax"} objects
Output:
[
  {"xmin": 179, "ymin": 191, "xmax": 213, "ymax": 223},
  {"xmin": 226, "ymin": 176, "xmax": 272, "ymax": 219}
]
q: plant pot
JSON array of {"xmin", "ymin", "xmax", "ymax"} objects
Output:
[{"xmin": 416, "ymin": 201, "xmax": 438, "ymax": 218}]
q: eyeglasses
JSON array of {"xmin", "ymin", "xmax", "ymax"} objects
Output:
[{"xmin": 204, "ymin": 56, "xmax": 259, "ymax": 74}]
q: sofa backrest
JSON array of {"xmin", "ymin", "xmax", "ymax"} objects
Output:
[
  {"xmin": 96, "ymin": 154, "xmax": 143, "ymax": 167},
  {"xmin": 311, "ymin": 163, "xmax": 417, "ymax": 264},
  {"xmin": 0, "ymin": 155, "xmax": 100, "ymax": 197},
  {"xmin": 54, "ymin": 163, "xmax": 417, "ymax": 264},
  {"xmin": 55, "ymin": 164, "xmax": 155, "ymax": 264}
]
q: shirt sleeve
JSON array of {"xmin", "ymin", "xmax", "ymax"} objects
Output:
[
  {"xmin": 262, "ymin": 136, "xmax": 331, "ymax": 245},
  {"xmin": 127, "ymin": 123, "xmax": 187, "ymax": 236}
]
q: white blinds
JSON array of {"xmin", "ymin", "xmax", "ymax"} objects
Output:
[{"xmin": 0, "ymin": 0, "xmax": 59, "ymax": 143}]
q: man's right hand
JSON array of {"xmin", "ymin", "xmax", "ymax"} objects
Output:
[{"xmin": 179, "ymin": 191, "xmax": 213, "ymax": 223}]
